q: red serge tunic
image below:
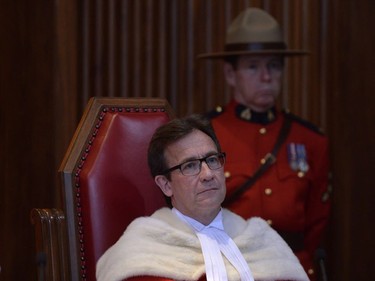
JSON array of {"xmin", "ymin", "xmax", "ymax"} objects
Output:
[{"xmin": 210, "ymin": 100, "xmax": 331, "ymax": 279}]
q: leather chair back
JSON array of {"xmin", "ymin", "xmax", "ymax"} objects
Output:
[{"xmin": 59, "ymin": 98, "xmax": 174, "ymax": 280}]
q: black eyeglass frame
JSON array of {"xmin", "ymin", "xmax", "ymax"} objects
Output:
[{"xmin": 161, "ymin": 152, "xmax": 226, "ymax": 176}]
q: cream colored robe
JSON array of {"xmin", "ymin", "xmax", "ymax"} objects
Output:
[{"xmin": 96, "ymin": 208, "xmax": 308, "ymax": 281}]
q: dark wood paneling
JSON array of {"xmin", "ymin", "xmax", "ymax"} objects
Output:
[
  {"xmin": 0, "ymin": 0, "xmax": 78, "ymax": 280},
  {"xmin": 327, "ymin": 1, "xmax": 375, "ymax": 280},
  {"xmin": 78, "ymin": 0, "xmax": 327, "ymax": 128},
  {"xmin": 1, "ymin": 0, "xmax": 374, "ymax": 280},
  {"xmin": 54, "ymin": 0, "xmax": 79, "ymax": 204},
  {"xmin": 0, "ymin": 0, "xmax": 56, "ymax": 280}
]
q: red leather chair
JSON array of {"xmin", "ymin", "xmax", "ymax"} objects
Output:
[{"xmin": 31, "ymin": 98, "xmax": 174, "ymax": 281}]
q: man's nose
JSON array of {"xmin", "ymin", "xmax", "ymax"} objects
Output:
[
  {"xmin": 199, "ymin": 162, "xmax": 214, "ymax": 178},
  {"xmin": 260, "ymin": 64, "xmax": 272, "ymax": 81}
]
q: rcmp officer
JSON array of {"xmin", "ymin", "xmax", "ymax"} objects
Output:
[{"xmin": 198, "ymin": 8, "xmax": 331, "ymax": 280}]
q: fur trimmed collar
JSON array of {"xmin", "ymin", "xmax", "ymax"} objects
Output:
[{"xmin": 97, "ymin": 208, "xmax": 308, "ymax": 281}]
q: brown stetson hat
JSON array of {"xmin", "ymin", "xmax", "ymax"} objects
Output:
[{"xmin": 198, "ymin": 7, "xmax": 308, "ymax": 59}]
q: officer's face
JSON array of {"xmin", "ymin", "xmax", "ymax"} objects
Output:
[
  {"xmin": 154, "ymin": 129, "xmax": 226, "ymax": 225},
  {"xmin": 224, "ymin": 55, "xmax": 283, "ymax": 112}
]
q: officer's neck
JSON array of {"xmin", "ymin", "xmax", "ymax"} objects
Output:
[{"xmin": 235, "ymin": 103, "xmax": 277, "ymax": 125}]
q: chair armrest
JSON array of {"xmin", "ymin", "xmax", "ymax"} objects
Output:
[{"xmin": 30, "ymin": 208, "xmax": 70, "ymax": 281}]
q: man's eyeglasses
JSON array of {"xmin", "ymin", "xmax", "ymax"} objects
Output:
[{"xmin": 162, "ymin": 152, "xmax": 226, "ymax": 176}]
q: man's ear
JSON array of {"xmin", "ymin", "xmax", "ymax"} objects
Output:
[
  {"xmin": 155, "ymin": 175, "xmax": 173, "ymax": 197},
  {"xmin": 223, "ymin": 62, "xmax": 236, "ymax": 87}
]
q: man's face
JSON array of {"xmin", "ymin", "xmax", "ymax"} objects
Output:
[
  {"xmin": 224, "ymin": 55, "xmax": 284, "ymax": 112},
  {"xmin": 155, "ymin": 130, "xmax": 226, "ymax": 221}
]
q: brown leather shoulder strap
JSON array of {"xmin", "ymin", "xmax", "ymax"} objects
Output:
[{"xmin": 223, "ymin": 114, "xmax": 292, "ymax": 206}]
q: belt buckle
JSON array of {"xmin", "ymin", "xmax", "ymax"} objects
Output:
[{"xmin": 263, "ymin": 153, "xmax": 276, "ymax": 164}]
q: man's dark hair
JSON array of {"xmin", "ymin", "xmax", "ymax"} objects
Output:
[{"xmin": 147, "ymin": 114, "xmax": 222, "ymax": 180}]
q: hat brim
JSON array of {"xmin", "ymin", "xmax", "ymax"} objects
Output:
[{"xmin": 197, "ymin": 49, "xmax": 309, "ymax": 59}]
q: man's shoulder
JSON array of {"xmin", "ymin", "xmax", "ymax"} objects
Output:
[
  {"xmin": 283, "ymin": 110, "xmax": 325, "ymax": 136},
  {"xmin": 205, "ymin": 105, "xmax": 226, "ymax": 119},
  {"xmin": 223, "ymin": 209, "xmax": 271, "ymax": 235}
]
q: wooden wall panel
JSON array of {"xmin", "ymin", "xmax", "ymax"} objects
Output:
[
  {"xmin": 1, "ymin": 0, "xmax": 374, "ymax": 280},
  {"xmin": 0, "ymin": 0, "xmax": 79, "ymax": 280},
  {"xmin": 327, "ymin": 1, "xmax": 375, "ymax": 280},
  {"xmin": 0, "ymin": 1, "xmax": 57, "ymax": 280},
  {"xmin": 77, "ymin": 0, "xmax": 328, "ymax": 130}
]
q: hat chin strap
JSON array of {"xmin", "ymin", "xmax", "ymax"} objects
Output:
[{"xmin": 225, "ymin": 42, "xmax": 287, "ymax": 52}]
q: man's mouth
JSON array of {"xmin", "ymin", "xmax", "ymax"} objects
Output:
[{"xmin": 198, "ymin": 187, "xmax": 218, "ymax": 195}]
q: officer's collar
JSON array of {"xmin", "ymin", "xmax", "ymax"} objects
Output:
[{"xmin": 235, "ymin": 104, "xmax": 277, "ymax": 124}]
